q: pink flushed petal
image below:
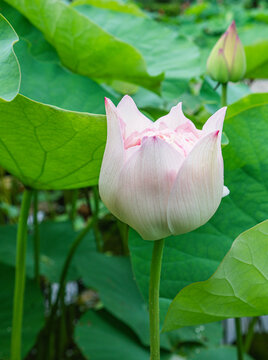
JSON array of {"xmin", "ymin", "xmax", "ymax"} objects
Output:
[
  {"xmin": 99, "ymin": 98, "xmax": 125, "ymax": 218},
  {"xmin": 202, "ymin": 107, "xmax": 227, "ymax": 135},
  {"xmin": 117, "ymin": 95, "xmax": 153, "ymax": 139},
  {"xmin": 167, "ymin": 130, "xmax": 223, "ymax": 235},
  {"xmin": 155, "ymin": 102, "xmax": 190, "ymax": 131},
  {"xmin": 115, "ymin": 136, "xmax": 184, "ymax": 240}
]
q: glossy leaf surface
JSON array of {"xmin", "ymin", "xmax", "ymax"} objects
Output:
[
  {"xmin": 163, "ymin": 220, "xmax": 268, "ymax": 331},
  {"xmin": 0, "ymin": 95, "xmax": 106, "ymax": 189},
  {"xmin": 0, "ymin": 13, "xmax": 20, "ymax": 101},
  {"xmin": 4, "ymin": 0, "xmax": 162, "ymax": 91}
]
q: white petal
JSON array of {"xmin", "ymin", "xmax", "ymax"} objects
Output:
[
  {"xmin": 155, "ymin": 102, "xmax": 190, "ymax": 130},
  {"xmin": 99, "ymin": 98, "xmax": 125, "ymax": 218},
  {"xmin": 115, "ymin": 136, "xmax": 184, "ymax": 240},
  {"xmin": 117, "ymin": 95, "xmax": 153, "ymax": 138},
  {"xmin": 167, "ymin": 131, "xmax": 223, "ymax": 235},
  {"xmin": 223, "ymin": 185, "xmax": 230, "ymax": 197},
  {"xmin": 202, "ymin": 107, "xmax": 227, "ymax": 134}
]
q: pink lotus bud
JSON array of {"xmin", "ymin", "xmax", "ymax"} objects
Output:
[
  {"xmin": 99, "ymin": 96, "xmax": 228, "ymax": 240},
  {"xmin": 207, "ymin": 21, "xmax": 246, "ymax": 83}
]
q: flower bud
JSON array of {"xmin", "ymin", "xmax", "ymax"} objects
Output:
[
  {"xmin": 99, "ymin": 95, "xmax": 229, "ymax": 241},
  {"xmin": 207, "ymin": 21, "xmax": 246, "ymax": 83}
]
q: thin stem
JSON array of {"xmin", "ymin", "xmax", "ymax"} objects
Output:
[
  {"xmin": 50, "ymin": 217, "xmax": 94, "ymax": 318},
  {"xmin": 11, "ymin": 188, "xmax": 33, "ymax": 360},
  {"xmin": 235, "ymin": 318, "xmax": 244, "ymax": 360},
  {"xmin": 33, "ymin": 190, "xmax": 40, "ymax": 285},
  {"xmin": 221, "ymin": 83, "xmax": 228, "ymax": 107},
  {"xmin": 222, "ymin": 82, "xmax": 244, "ymax": 360},
  {"xmin": 244, "ymin": 317, "xmax": 258, "ymax": 353},
  {"xmin": 149, "ymin": 238, "xmax": 165, "ymax": 360},
  {"xmin": 92, "ymin": 186, "xmax": 102, "ymax": 252}
]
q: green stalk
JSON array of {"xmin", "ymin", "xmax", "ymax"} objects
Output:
[
  {"xmin": 33, "ymin": 190, "xmax": 40, "ymax": 285},
  {"xmin": 45, "ymin": 217, "xmax": 95, "ymax": 358},
  {"xmin": 221, "ymin": 83, "xmax": 228, "ymax": 107},
  {"xmin": 221, "ymin": 83, "xmax": 244, "ymax": 360},
  {"xmin": 235, "ymin": 318, "xmax": 244, "ymax": 360},
  {"xmin": 244, "ymin": 317, "xmax": 257, "ymax": 353},
  {"xmin": 50, "ymin": 217, "xmax": 94, "ymax": 318},
  {"xmin": 11, "ymin": 188, "xmax": 33, "ymax": 360},
  {"xmin": 92, "ymin": 186, "xmax": 102, "ymax": 251},
  {"xmin": 149, "ymin": 238, "xmax": 165, "ymax": 360}
]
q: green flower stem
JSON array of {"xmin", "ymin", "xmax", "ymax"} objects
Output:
[
  {"xmin": 11, "ymin": 188, "xmax": 33, "ymax": 360},
  {"xmin": 244, "ymin": 317, "xmax": 258, "ymax": 353},
  {"xmin": 221, "ymin": 82, "xmax": 244, "ymax": 360},
  {"xmin": 235, "ymin": 318, "xmax": 244, "ymax": 360},
  {"xmin": 33, "ymin": 190, "xmax": 40, "ymax": 285},
  {"xmin": 92, "ymin": 186, "xmax": 102, "ymax": 252},
  {"xmin": 46, "ymin": 217, "xmax": 95, "ymax": 358},
  {"xmin": 50, "ymin": 217, "xmax": 94, "ymax": 318},
  {"xmin": 149, "ymin": 238, "xmax": 165, "ymax": 360},
  {"xmin": 221, "ymin": 83, "xmax": 228, "ymax": 107}
]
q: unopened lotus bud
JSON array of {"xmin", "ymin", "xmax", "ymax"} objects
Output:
[
  {"xmin": 99, "ymin": 95, "xmax": 229, "ymax": 241},
  {"xmin": 207, "ymin": 21, "xmax": 246, "ymax": 83}
]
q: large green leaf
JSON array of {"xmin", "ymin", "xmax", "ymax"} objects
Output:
[
  {"xmin": 129, "ymin": 93, "xmax": 268, "ymax": 313},
  {"xmin": 16, "ymin": 40, "xmax": 117, "ymax": 114},
  {"xmin": 0, "ymin": 13, "xmax": 20, "ymax": 101},
  {"xmin": 73, "ymin": 5, "xmax": 201, "ymax": 80},
  {"xmin": 0, "ymin": 263, "xmax": 44, "ymax": 359},
  {"xmin": 1, "ymin": 1, "xmax": 118, "ymax": 113},
  {"xmin": 163, "ymin": 220, "xmax": 268, "ymax": 331},
  {"xmin": 75, "ymin": 311, "xmax": 150, "ymax": 360},
  {"xmin": 239, "ymin": 24, "xmax": 268, "ymax": 79},
  {"xmin": 74, "ymin": 243, "xmax": 223, "ymax": 349},
  {"xmin": 72, "ymin": 0, "xmax": 145, "ymax": 17},
  {"xmin": 189, "ymin": 346, "xmax": 253, "ymax": 360},
  {"xmin": 245, "ymin": 41, "xmax": 268, "ymax": 78},
  {"xmin": 4, "ymin": 0, "xmax": 162, "ymax": 91},
  {"xmin": 0, "ymin": 95, "xmax": 105, "ymax": 189},
  {"xmin": 75, "ymin": 310, "xmax": 221, "ymax": 360},
  {"xmin": 74, "ymin": 250, "xmax": 151, "ymax": 346}
]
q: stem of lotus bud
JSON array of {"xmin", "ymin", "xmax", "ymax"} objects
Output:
[
  {"xmin": 221, "ymin": 83, "xmax": 244, "ymax": 360},
  {"xmin": 221, "ymin": 83, "xmax": 228, "ymax": 107},
  {"xmin": 149, "ymin": 238, "xmax": 165, "ymax": 360}
]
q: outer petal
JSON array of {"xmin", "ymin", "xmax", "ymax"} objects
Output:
[
  {"xmin": 167, "ymin": 131, "xmax": 223, "ymax": 235},
  {"xmin": 155, "ymin": 102, "xmax": 190, "ymax": 130},
  {"xmin": 115, "ymin": 136, "xmax": 184, "ymax": 240},
  {"xmin": 223, "ymin": 185, "xmax": 230, "ymax": 197},
  {"xmin": 99, "ymin": 98, "xmax": 125, "ymax": 218},
  {"xmin": 117, "ymin": 95, "xmax": 153, "ymax": 138},
  {"xmin": 202, "ymin": 107, "xmax": 227, "ymax": 135}
]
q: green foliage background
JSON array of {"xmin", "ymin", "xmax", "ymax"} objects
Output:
[{"xmin": 0, "ymin": 0, "xmax": 267, "ymax": 359}]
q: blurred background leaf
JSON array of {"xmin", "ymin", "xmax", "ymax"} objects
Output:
[{"xmin": 0, "ymin": 13, "xmax": 20, "ymax": 101}]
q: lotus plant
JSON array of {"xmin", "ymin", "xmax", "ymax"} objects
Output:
[{"xmin": 99, "ymin": 95, "xmax": 228, "ymax": 360}]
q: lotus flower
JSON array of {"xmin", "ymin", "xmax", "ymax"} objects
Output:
[
  {"xmin": 207, "ymin": 20, "xmax": 246, "ymax": 83},
  {"xmin": 99, "ymin": 96, "xmax": 229, "ymax": 240}
]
